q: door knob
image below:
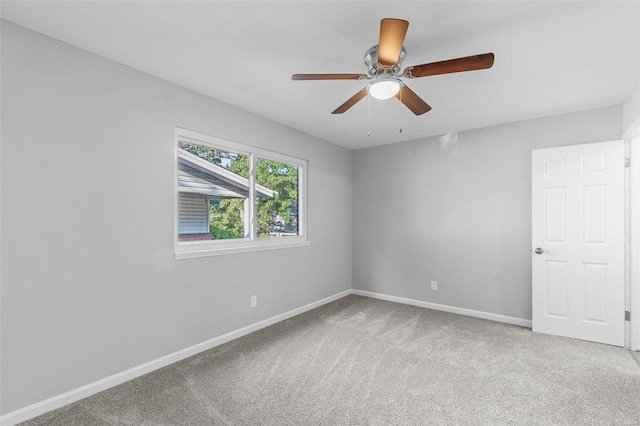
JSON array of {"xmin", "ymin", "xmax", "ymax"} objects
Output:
[{"xmin": 534, "ymin": 247, "xmax": 544, "ymax": 254}]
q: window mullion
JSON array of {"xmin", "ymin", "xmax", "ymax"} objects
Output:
[{"xmin": 249, "ymin": 152, "xmax": 256, "ymax": 241}]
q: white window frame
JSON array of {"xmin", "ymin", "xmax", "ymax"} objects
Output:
[{"xmin": 174, "ymin": 127, "xmax": 309, "ymax": 259}]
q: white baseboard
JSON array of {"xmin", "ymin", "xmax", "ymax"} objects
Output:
[
  {"xmin": 351, "ymin": 289, "xmax": 532, "ymax": 328},
  {"xmin": 1, "ymin": 288, "xmax": 530, "ymax": 425},
  {"xmin": 0, "ymin": 289, "xmax": 352, "ymax": 426}
]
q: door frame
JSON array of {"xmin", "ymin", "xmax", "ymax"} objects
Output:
[{"xmin": 624, "ymin": 118, "xmax": 640, "ymax": 350}]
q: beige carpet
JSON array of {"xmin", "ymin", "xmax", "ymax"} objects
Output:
[{"xmin": 21, "ymin": 295, "xmax": 640, "ymax": 425}]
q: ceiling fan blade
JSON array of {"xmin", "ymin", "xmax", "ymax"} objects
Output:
[
  {"xmin": 292, "ymin": 74, "xmax": 368, "ymax": 81},
  {"xmin": 403, "ymin": 53, "xmax": 495, "ymax": 78},
  {"xmin": 332, "ymin": 88, "xmax": 369, "ymax": 114},
  {"xmin": 395, "ymin": 85, "xmax": 432, "ymax": 115},
  {"xmin": 378, "ymin": 18, "xmax": 409, "ymax": 66}
]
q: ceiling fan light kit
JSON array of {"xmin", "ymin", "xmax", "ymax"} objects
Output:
[
  {"xmin": 368, "ymin": 78, "xmax": 402, "ymax": 100},
  {"xmin": 291, "ymin": 18, "xmax": 494, "ymax": 117}
]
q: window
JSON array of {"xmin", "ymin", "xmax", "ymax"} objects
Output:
[{"xmin": 175, "ymin": 128, "xmax": 308, "ymax": 259}]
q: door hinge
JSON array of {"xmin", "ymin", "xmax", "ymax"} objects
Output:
[
  {"xmin": 625, "ymin": 157, "xmax": 631, "ymax": 168},
  {"xmin": 625, "ymin": 310, "xmax": 631, "ymax": 321}
]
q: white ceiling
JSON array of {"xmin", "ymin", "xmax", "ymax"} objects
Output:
[{"xmin": 2, "ymin": 1, "xmax": 639, "ymax": 150}]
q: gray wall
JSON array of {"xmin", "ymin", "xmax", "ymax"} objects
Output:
[
  {"xmin": 0, "ymin": 21, "xmax": 352, "ymax": 413},
  {"xmin": 623, "ymin": 84, "xmax": 639, "ymax": 132},
  {"xmin": 352, "ymin": 106, "xmax": 622, "ymax": 320}
]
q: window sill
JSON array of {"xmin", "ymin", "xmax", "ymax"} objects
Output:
[{"xmin": 175, "ymin": 239, "xmax": 310, "ymax": 260}]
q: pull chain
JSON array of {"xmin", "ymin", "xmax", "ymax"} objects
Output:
[
  {"xmin": 367, "ymin": 94, "xmax": 371, "ymax": 137},
  {"xmin": 398, "ymin": 88, "xmax": 403, "ymax": 133}
]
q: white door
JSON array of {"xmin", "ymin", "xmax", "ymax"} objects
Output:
[{"xmin": 532, "ymin": 140, "xmax": 625, "ymax": 346}]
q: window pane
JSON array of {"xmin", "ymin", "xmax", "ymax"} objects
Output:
[
  {"xmin": 255, "ymin": 157, "xmax": 299, "ymax": 238},
  {"xmin": 177, "ymin": 142, "xmax": 249, "ymax": 241}
]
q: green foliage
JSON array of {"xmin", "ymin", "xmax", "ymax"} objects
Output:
[
  {"xmin": 179, "ymin": 142, "xmax": 223, "ymax": 165},
  {"xmin": 255, "ymin": 159, "xmax": 298, "ymax": 236},
  {"xmin": 228, "ymin": 155, "xmax": 249, "ymax": 178},
  {"xmin": 186, "ymin": 144, "xmax": 298, "ymax": 239},
  {"xmin": 209, "ymin": 199, "xmax": 245, "ymax": 239}
]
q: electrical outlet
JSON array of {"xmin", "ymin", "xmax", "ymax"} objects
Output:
[
  {"xmin": 430, "ymin": 280, "xmax": 438, "ymax": 290},
  {"xmin": 250, "ymin": 295, "xmax": 257, "ymax": 308}
]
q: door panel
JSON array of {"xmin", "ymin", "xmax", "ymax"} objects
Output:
[
  {"xmin": 532, "ymin": 140, "xmax": 624, "ymax": 346},
  {"xmin": 582, "ymin": 262, "xmax": 607, "ymax": 323},
  {"xmin": 545, "ymin": 187, "xmax": 567, "ymax": 242},
  {"xmin": 583, "ymin": 185, "xmax": 607, "ymax": 244},
  {"xmin": 545, "ymin": 260, "xmax": 568, "ymax": 318}
]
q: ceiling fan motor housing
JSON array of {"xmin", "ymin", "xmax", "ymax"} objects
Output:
[{"xmin": 364, "ymin": 45, "xmax": 405, "ymax": 78}]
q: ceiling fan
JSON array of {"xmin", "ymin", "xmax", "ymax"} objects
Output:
[{"xmin": 292, "ymin": 18, "xmax": 494, "ymax": 116}]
